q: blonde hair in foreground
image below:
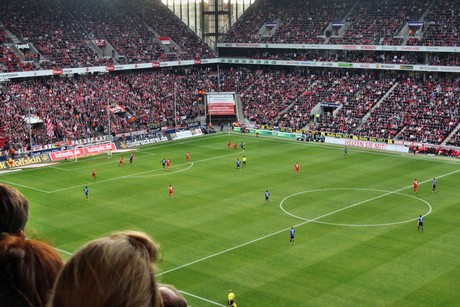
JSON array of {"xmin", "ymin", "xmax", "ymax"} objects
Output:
[{"xmin": 48, "ymin": 231, "xmax": 162, "ymax": 307}]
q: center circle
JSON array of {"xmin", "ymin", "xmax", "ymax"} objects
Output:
[{"xmin": 280, "ymin": 188, "xmax": 432, "ymax": 227}]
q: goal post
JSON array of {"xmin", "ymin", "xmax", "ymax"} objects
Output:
[{"xmin": 72, "ymin": 141, "xmax": 115, "ymax": 162}]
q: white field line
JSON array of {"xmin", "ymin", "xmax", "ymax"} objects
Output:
[
  {"xmin": 0, "ymin": 180, "xmax": 50, "ymax": 193},
  {"xmin": 0, "ymin": 150, "xmax": 242, "ymax": 193},
  {"xmin": 177, "ymin": 290, "xmax": 226, "ymax": 307},
  {"xmin": 157, "ymin": 168, "xmax": 460, "ymax": 276},
  {"xmin": 44, "ymin": 166, "xmax": 459, "ymax": 304},
  {"xmin": 54, "ymin": 247, "xmax": 73, "ymax": 256}
]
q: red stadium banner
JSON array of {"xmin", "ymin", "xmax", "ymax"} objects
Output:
[
  {"xmin": 207, "ymin": 93, "xmax": 236, "ymax": 115},
  {"xmin": 158, "ymin": 36, "xmax": 171, "ymax": 45},
  {"xmin": 95, "ymin": 39, "xmax": 106, "ymax": 47},
  {"xmin": 49, "ymin": 143, "xmax": 117, "ymax": 161},
  {"xmin": 0, "ymin": 136, "xmax": 8, "ymax": 150},
  {"xmin": 208, "ymin": 103, "xmax": 235, "ymax": 115}
]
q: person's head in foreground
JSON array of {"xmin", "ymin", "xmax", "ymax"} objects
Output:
[
  {"xmin": 0, "ymin": 183, "xmax": 29, "ymax": 235},
  {"xmin": 48, "ymin": 231, "xmax": 163, "ymax": 307},
  {"xmin": 0, "ymin": 233, "xmax": 64, "ymax": 307}
]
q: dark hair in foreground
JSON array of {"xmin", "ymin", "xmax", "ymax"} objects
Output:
[
  {"xmin": 0, "ymin": 183, "xmax": 29, "ymax": 234},
  {"xmin": 0, "ymin": 234, "xmax": 64, "ymax": 307}
]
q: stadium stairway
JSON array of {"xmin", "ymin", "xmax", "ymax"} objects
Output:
[
  {"xmin": 359, "ymin": 81, "xmax": 399, "ymax": 127},
  {"xmin": 235, "ymin": 93, "xmax": 245, "ymax": 123},
  {"xmin": 441, "ymin": 122, "xmax": 460, "ymax": 145}
]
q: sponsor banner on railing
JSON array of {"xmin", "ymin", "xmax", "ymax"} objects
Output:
[
  {"xmin": 320, "ymin": 132, "xmax": 392, "ymax": 144},
  {"xmin": 43, "ymin": 135, "xmax": 111, "ymax": 150},
  {"xmin": 171, "ymin": 129, "xmax": 203, "ymax": 140},
  {"xmin": 0, "ymin": 59, "xmax": 220, "ymax": 80},
  {"xmin": 326, "ymin": 137, "xmax": 409, "ymax": 153},
  {"xmin": 219, "ymin": 58, "xmax": 460, "ymax": 73},
  {"xmin": 116, "ymin": 135, "xmax": 170, "ymax": 148},
  {"xmin": 0, "ymin": 154, "xmax": 52, "ymax": 170},
  {"xmin": 49, "ymin": 143, "xmax": 116, "ymax": 161},
  {"xmin": 217, "ymin": 43, "xmax": 460, "ymax": 53},
  {"xmin": 2, "ymin": 56, "xmax": 459, "ymax": 81}
]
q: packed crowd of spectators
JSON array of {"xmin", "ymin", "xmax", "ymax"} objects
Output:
[
  {"xmin": 406, "ymin": 1, "xmax": 460, "ymax": 47},
  {"xmin": 0, "ymin": 25, "xmax": 35, "ymax": 72},
  {"xmin": 0, "ymin": 0, "xmax": 214, "ymax": 71},
  {"xmin": 329, "ymin": 0, "xmax": 429, "ymax": 45},
  {"xmin": 129, "ymin": 0, "xmax": 215, "ymax": 60},
  {"xmin": 1, "ymin": 0, "xmax": 103, "ymax": 69},
  {"xmin": 59, "ymin": 0, "xmax": 165, "ymax": 65},
  {"xmin": 0, "ymin": 67, "xmax": 218, "ymax": 153},
  {"xmin": 221, "ymin": 0, "xmax": 460, "ymax": 48},
  {"xmin": 221, "ymin": 0, "xmax": 353, "ymax": 44},
  {"xmin": 356, "ymin": 76, "xmax": 460, "ymax": 144},
  {"xmin": 446, "ymin": 129, "xmax": 460, "ymax": 147},
  {"xmin": 239, "ymin": 68, "xmax": 312, "ymax": 127},
  {"xmin": 2, "ymin": 0, "xmax": 460, "ymax": 73},
  {"xmin": 1, "ymin": 66, "xmax": 460, "ymax": 153},
  {"xmin": 308, "ymin": 71, "xmax": 396, "ymax": 134}
]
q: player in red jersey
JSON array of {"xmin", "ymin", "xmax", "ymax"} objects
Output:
[
  {"xmin": 295, "ymin": 162, "xmax": 300, "ymax": 175},
  {"xmin": 227, "ymin": 141, "xmax": 231, "ymax": 150},
  {"xmin": 413, "ymin": 178, "xmax": 418, "ymax": 193},
  {"xmin": 91, "ymin": 168, "xmax": 96, "ymax": 179},
  {"xmin": 169, "ymin": 185, "xmax": 174, "ymax": 198},
  {"xmin": 166, "ymin": 159, "xmax": 171, "ymax": 170},
  {"xmin": 119, "ymin": 156, "xmax": 125, "ymax": 167},
  {"xmin": 185, "ymin": 151, "xmax": 190, "ymax": 162},
  {"xmin": 233, "ymin": 142, "xmax": 238, "ymax": 150}
]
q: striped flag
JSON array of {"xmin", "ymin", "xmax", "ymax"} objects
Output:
[{"xmin": 46, "ymin": 118, "xmax": 54, "ymax": 138}]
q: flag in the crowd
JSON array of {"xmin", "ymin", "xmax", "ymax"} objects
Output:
[{"xmin": 46, "ymin": 118, "xmax": 54, "ymax": 138}]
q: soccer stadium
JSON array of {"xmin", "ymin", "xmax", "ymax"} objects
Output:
[{"xmin": 1, "ymin": 0, "xmax": 460, "ymax": 306}]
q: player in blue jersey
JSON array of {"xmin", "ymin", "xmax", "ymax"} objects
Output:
[
  {"xmin": 265, "ymin": 190, "xmax": 270, "ymax": 204},
  {"xmin": 344, "ymin": 146, "xmax": 348, "ymax": 156},
  {"xmin": 236, "ymin": 159, "xmax": 241, "ymax": 170},
  {"xmin": 290, "ymin": 226, "xmax": 295, "ymax": 244},
  {"xmin": 129, "ymin": 153, "xmax": 134, "ymax": 165},
  {"xmin": 83, "ymin": 186, "xmax": 89, "ymax": 200},
  {"xmin": 432, "ymin": 178, "xmax": 437, "ymax": 193},
  {"xmin": 417, "ymin": 215, "xmax": 424, "ymax": 232}
]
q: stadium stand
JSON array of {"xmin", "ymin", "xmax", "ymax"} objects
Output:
[
  {"xmin": 0, "ymin": 68, "xmax": 218, "ymax": 152},
  {"xmin": 221, "ymin": 0, "xmax": 353, "ymax": 44},
  {"xmin": 406, "ymin": 1, "xmax": 460, "ymax": 47},
  {"xmin": 0, "ymin": 0, "xmax": 214, "ymax": 70},
  {"xmin": 1, "ymin": 67, "xmax": 460, "ymax": 153},
  {"xmin": 328, "ymin": 0, "xmax": 430, "ymax": 45},
  {"xmin": 1, "ymin": 0, "xmax": 460, "ymax": 157}
]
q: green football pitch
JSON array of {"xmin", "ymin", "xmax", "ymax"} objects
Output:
[{"xmin": 2, "ymin": 133, "xmax": 460, "ymax": 306}]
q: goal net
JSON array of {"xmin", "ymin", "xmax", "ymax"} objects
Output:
[{"xmin": 72, "ymin": 141, "xmax": 115, "ymax": 162}]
